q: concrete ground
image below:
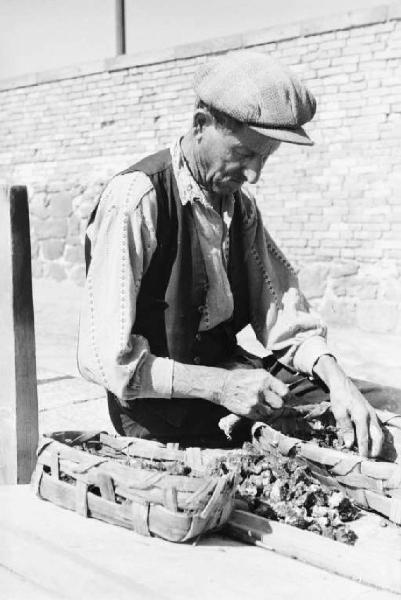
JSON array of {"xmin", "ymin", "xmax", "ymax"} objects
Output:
[{"xmin": 33, "ymin": 278, "xmax": 401, "ymax": 435}]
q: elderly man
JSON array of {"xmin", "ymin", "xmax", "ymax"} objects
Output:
[{"xmin": 78, "ymin": 51, "xmax": 383, "ymax": 456}]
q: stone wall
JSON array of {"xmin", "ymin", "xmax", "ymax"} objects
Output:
[{"xmin": 1, "ymin": 3, "xmax": 401, "ymax": 333}]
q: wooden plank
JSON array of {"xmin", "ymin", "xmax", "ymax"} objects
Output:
[
  {"xmin": 0, "ymin": 185, "xmax": 38, "ymax": 484},
  {"xmin": 0, "ymin": 564, "xmax": 60, "ymax": 600},
  {"xmin": 351, "ymin": 509, "xmax": 401, "ymax": 561},
  {"xmin": 226, "ymin": 509, "xmax": 401, "ymax": 595},
  {"xmin": 1, "ymin": 486, "xmax": 398, "ymax": 600},
  {"xmin": 1, "ymin": 519, "xmax": 162, "ymax": 600}
]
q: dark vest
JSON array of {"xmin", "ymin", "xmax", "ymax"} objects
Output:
[{"xmin": 86, "ymin": 148, "xmax": 251, "ymax": 367}]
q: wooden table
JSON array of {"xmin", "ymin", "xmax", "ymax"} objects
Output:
[
  {"xmin": 1, "ymin": 485, "xmax": 400, "ymax": 600},
  {"xmin": 0, "ymin": 185, "xmax": 400, "ymax": 599}
]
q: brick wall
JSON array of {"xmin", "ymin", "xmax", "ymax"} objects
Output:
[{"xmin": 1, "ymin": 4, "xmax": 401, "ymax": 333}]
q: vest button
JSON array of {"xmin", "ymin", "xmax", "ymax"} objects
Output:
[
  {"xmin": 197, "ymin": 305, "xmax": 204, "ymax": 313},
  {"xmin": 193, "ymin": 356, "xmax": 201, "ymax": 365},
  {"xmin": 195, "ymin": 333, "xmax": 201, "ymax": 342}
]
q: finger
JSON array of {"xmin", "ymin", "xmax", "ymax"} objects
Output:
[
  {"xmin": 354, "ymin": 411, "xmax": 369, "ymax": 457},
  {"xmin": 263, "ymin": 373, "xmax": 289, "ymax": 398},
  {"xmin": 261, "ymin": 389, "xmax": 284, "ymax": 410},
  {"xmin": 369, "ymin": 413, "xmax": 384, "ymax": 458},
  {"xmin": 335, "ymin": 412, "xmax": 355, "ymax": 449}
]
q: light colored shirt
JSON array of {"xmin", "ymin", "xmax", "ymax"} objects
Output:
[
  {"xmin": 78, "ymin": 139, "xmax": 332, "ymax": 403},
  {"xmin": 170, "ymin": 139, "xmax": 234, "ymax": 331}
]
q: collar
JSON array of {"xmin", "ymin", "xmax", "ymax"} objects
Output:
[
  {"xmin": 170, "ymin": 138, "xmax": 235, "ymax": 218},
  {"xmin": 170, "ymin": 138, "xmax": 203, "ymax": 206}
]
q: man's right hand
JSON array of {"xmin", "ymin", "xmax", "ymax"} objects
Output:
[
  {"xmin": 172, "ymin": 362, "xmax": 289, "ymax": 420},
  {"xmin": 216, "ymin": 368, "xmax": 289, "ymax": 419}
]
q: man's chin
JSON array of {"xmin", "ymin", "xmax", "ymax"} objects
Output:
[{"xmin": 213, "ymin": 179, "xmax": 243, "ymax": 193}]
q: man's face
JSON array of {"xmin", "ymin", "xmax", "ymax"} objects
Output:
[{"xmin": 198, "ymin": 121, "xmax": 281, "ymax": 194}]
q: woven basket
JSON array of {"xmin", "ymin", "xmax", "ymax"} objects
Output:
[
  {"xmin": 31, "ymin": 431, "xmax": 238, "ymax": 542},
  {"xmin": 253, "ymin": 403, "xmax": 401, "ymax": 525}
]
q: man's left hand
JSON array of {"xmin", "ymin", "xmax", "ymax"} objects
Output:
[
  {"xmin": 329, "ymin": 375, "xmax": 383, "ymax": 457},
  {"xmin": 313, "ymin": 355, "xmax": 384, "ymax": 457}
]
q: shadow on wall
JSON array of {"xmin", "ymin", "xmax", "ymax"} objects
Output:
[{"xmin": 30, "ymin": 179, "xmax": 106, "ymax": 286}]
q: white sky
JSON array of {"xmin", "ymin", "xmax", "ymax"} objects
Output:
[{"xmin": 0, "ymin": 0, "xmax": 387, "ymax": 79}]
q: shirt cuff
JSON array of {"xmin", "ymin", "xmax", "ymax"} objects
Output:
[
  {"xmin": 130, "ymin": 355, "xmax": 174, "ymax": 398},
  {"xmin": 292, "ymin": 335, "xmax": 334, "ymax": 375}
]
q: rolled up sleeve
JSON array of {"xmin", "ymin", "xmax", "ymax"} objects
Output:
[
  {"xmin": 77, "ymin": 171, "xmax": 174, "ymax": 403},
  {"xmin": 243, "ymin": 192, "xmax": 334, "ymax": 376},
  {"xmin": 266, "ymin": 284, "xmax": 332, "ymax": 374}
]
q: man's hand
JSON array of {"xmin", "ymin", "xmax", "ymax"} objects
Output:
[
  {"xmin": 172, "ymin": 362, "xmax": 289, "ymax": 420},
  {"xmin": 218, "ymin": 368, "xmax": 289, "ymax": 419},
  {"xmin": 329, "ymin": 377, "xmax": 383, "ymax": 457},
  {"xmin": 313, "ymin": 355, "xmax": 384, "ymax": 457}
]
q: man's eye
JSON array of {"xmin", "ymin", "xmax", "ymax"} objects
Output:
[
  {"xmin": 240, "ymin": 151, "xmax": 255, "ymax": 160},
  {"xmin": 235, "ymin": 150, "xmax": 250, "ymax": 158}
]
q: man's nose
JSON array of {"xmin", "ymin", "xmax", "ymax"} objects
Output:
[{"xmin": 243, "ymin": 155, "xmax": 263, "ymax": 184}]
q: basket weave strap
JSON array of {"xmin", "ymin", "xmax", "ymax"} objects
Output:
[
  {"xmin": 69, "ymin": 431, "xmax": 106, "ymax": 445},
  {"xmin": 385, "ymin": 467, "xmax": 401, "ymax": 491},
  {"xmin": 131, "ymin": 502, "xmax": 150, "ymax": 536},
  {"xmin": 76, "ymin": 480, "xmax": 89, "ymax": 517},
  {"xmin": 71, "ymin": 456, "xmax": 109, "ymax": 474},
  {"xmin": 330, "ymin": 457, "xmax": 362, "ymax": 476},
  {"xmin": 36, "ymin": 438, "xmax": 53, "ymax": 456},
  {"xmin": 252, "ymin": 423, "xmax": 298, "ymax": 456},
  {"xmin": 31, "ymin": 464, "xmax": 44, "ymax": 496},
  {"xmin": 185, "ymin": 447, "xmax": 203, "ymax": 469},
  {"xmin": 126, "ymin": 472, "xmax": 164, "ymax": 490},
  {"xmin": 278, "ymin": 436, "xmax": 298, "ymax": 455},
  {"xmin": 201, "ymin": 477, "xmax": 228, "ymax": 520}
]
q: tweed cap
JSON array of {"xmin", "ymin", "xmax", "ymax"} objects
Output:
[{"xmin": 194, "ymin": 51, "xmax": 316, "ymax": 145}]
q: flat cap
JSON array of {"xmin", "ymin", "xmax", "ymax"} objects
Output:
[{"xmin": 194, "ymin": 51, "xmax": 316, "ymax": 145}]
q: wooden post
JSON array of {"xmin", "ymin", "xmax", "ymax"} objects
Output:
[
  {"xmin": 0, "ymin": 185, "xmax": 38, "ymax": 484},
  {"xmin": 115, "ymin": 0, "xmax": 126, "ymax": 55}
]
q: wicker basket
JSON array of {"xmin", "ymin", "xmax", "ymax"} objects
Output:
[
  {"xmin": 253, "ymin": 403, "xmax": 401, "ymax": 525},
  {"xmin": 31, "ymin": 431, "xmax": 238, "ymax": 542}
]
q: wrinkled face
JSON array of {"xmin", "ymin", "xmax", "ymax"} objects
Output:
[{"xmin": 197, "ymin": 120, "xmax": 281, "ymax": 194}]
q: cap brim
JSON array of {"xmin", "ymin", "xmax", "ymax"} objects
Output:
[{"xmin": 249, "ymin": 124, "xmax": 314, "ymax": 146}]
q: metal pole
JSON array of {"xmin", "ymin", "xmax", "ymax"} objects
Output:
[{"xmin": 115, "ymin": 0, "xmax": 126, "ymax": 55}]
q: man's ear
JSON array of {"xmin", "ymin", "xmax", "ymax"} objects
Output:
[{"xmin": 193, "ymin": 108, "xmax": 213, "ymax": 135}]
